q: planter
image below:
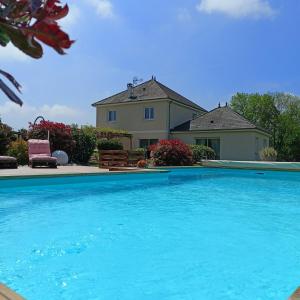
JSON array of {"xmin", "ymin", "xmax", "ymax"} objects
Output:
[
  {"xmin": 99, "ymin": 150, "xmax": 128, "ymax": 168},
  {"xmin": 98, "ymin": 150, "xmax": 146, "ymax": 168}
]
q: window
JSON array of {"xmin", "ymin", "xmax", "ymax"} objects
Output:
[
  {"xmin": 196, "ymin": 138, "xmax": 220, "ymax": 159},
  {"xmin": 139, "ymin": 139, "xmax": 158, "ymax": 149},
  {"xmin": 144, "ymin": 107, "xmax": 154, "ymax": 120},
  {"xmin": 108, "ymin": 111, "xmax": 116, "ymax": 122}
]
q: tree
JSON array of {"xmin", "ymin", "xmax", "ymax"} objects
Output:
[
  {"xmin": 0, "ymin": 0, "xmax": 73, "ymax": 105},
  {"xmin": 230, "ymin": 92, "xmax": 300, "ymax": 161},
  {"xmin": 71, "ymin": 125, "xmax": 97, "ymax": 164},
  {"xmin": 274, "ymin": 93, "xmax": 300, "ymax": 161},
  {"xmin": 231, "ymin": 93, "xmax": 279, "ymax": 142}
]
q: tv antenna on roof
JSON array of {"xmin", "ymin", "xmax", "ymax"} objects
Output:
[{"xmin": 132, "ymin": 76, "xmax": 143, "ymax": 86}]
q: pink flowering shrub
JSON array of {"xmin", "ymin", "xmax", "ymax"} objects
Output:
[
  {"xmin": 151, "ymin": 139, "xmax": 192, "ymax": 166},
  {"xmin": 28, "ymin": 120, "xmax": 75, "ymax": 155}
]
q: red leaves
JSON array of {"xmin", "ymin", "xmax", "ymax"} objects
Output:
[
  {"xmin": 28, "ymin": 21, "xmax": 74, "ymax": 54},
  {"xmin": 28, "ymin": 120, "xmax": 75, "ymax": 154},
  {"xmin": 0, "ymin": 0, "xmax": 74, "ymax": 57},
  {"xmin": 43, "ymin": 0, "xmax": 69, "ymax": 20},
  {"xmin": 29, "ymin": 120, "xmax": 72, "ymax": 134},
  {"xmin": 0, "ymin": 0, "xmax": 74, "ymax": 106},
  {"xmin": 151, "ymin": 140, "xmax": 192, "ymax": 166}
]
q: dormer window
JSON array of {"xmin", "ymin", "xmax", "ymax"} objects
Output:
[{"xmin": 144, "ymin": 107, "xmax": 154, "ymax": 120}]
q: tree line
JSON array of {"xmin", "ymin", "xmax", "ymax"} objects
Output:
[{"xmin": 230, "ymin": 92, "xmax": 300, "ymax": 161}]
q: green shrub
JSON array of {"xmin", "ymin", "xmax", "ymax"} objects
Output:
[
  {"xmin": 134, "ymin": 148, "xmax": 146, "ymax": 154},
  {"xmin": 259, "ymin": 147, "xmax": 277, "ymax": 161},
  {"xmin": 18, "ymin": 128, "xmax": 28, "ymax": 141},
  {"xmin": 97, "ymin": 139, "xmax": 123, "ymax": 150},
  {"xmin": 7, "ymin": 140, "xmax": 28, "ymax": 165},
  {"xmin": 71, "ymin": 125, "xmax": 97, "ymax": 164},
  {"xmin": 0, "ymin": 120, "xmax": 14, "ymax": 155},
  {"xmin": 190, "ymin": 145, "xmax": 216, "ymax": 162}
]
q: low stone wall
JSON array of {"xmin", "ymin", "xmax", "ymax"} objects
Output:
[{"xmin": 201, "ymin": 160, "xmax": 300, "ymax": 171}]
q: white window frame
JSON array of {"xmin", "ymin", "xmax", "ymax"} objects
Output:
[
  {"xmin": 144, "ymin": 107, "xmax": 154, "ymax": 120},
  {"xmin": 108, "ymin": 111, "xmax": 117, "ymax": 122}
]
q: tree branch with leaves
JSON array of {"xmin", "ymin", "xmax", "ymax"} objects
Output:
[{"xmin": 0, "ymin": 0, "xmax": 73, "ymax": 106}]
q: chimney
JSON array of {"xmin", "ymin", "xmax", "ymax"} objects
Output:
[{"xmin": 127, "ymin": 83, "xmax": 134, "ymax": 99}]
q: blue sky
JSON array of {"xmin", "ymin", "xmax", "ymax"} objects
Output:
[{"xmin": 0, "ymin": 0, "xmax": 299, "ymax": 129}]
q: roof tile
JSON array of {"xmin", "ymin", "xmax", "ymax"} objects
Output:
[{"xmin": 92, "ymin": 79, "xmax": 206, "ymax": 111}]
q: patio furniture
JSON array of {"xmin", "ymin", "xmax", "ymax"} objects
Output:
[
  {"xmin": 0, "ymin": 156, "xmax": 17, "ymax": 169},
  {"xmin": 28, "ymin": 139, "xmax": 57, "ymax": 168}
]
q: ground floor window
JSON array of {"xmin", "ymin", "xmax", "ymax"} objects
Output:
[
  {"xmin": 196, "ymin": 138, "xmax": 220, "ymax": 159},
  {"xmin": 139, "ymin": 139, "xmax": 159, "ymax": 149}
]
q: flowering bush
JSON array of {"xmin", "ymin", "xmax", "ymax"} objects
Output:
[
  {"xmin": 7, "ymin": 140, "xmax": 28, "ymax": 165},
  {"xmin": 151, "ymin": 140, "xmax": 192, "ymax": 166},
  {"xmin": 0, "ymin": 119, "xmax": 14, "ymax": 155},
  {"xmin": 28, "ymin": 120, "xmax": 75, "ymax": 155}
]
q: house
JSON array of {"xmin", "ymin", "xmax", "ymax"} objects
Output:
[
  {"xmin": 171, "ymin": 105, "xmax": 270, "ymax": 160},
  {"xmin": 92, "ymin": 77, "xmax": 206, "ymax": 148},
  {"xmin": 92, "ymin": 77, "xmax": 270, "ymax": 161}
]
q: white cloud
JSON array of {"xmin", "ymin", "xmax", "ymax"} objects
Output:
[
  {"xmin": 197, "ymin": 0, "xmax": 276, "ymax": 19},
  {"xmin": 60, "ymin": 4, "xmax": 81, "ymax": 30},
  {"xmin": 0, "ymin": 43, "xmax": 29, "ymax": 62},
  {"xmin": 0, "ymin": 101, "xmax": 83, "ymax": 129},
  {"xmin": 87, "ymin": 0, "xmax": 115, "ymax": 19}
]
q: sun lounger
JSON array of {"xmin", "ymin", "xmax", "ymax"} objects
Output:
[
  {"xmin": 0, "ymin": 156, "xmax": 17, "ymax": 169},
  {"xmin": 28, "ymin": 139, "xmax": 57, "ymax": 168}
]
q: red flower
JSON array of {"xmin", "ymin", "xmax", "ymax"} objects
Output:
[{"xmin": 151, "ymin": 140, "xmax": 192, "ymax": 166}]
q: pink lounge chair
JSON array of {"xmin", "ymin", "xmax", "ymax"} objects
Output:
[
  {"xmin": 28, "ymin": 139, "xmax": 57, "ymax": 168},
  {"xmin": 0, "ymin": 156, "xmax": 17, "ymax": 169}
]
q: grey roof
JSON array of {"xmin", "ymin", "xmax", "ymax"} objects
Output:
[
  {"xmin": 92, "ymin": 79, "xmax": 206, "ymax": 111},
  {"xmin": 172, "ymin": 106, "xmax": 269, "ymax": 133}
]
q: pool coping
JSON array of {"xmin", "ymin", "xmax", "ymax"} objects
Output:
[
  {"xmin": 200, "ymin": 160, "xmax": 300, "ymax": 172},
  {"xmin": 0, "ymin": 167, "xmax": 169, "ymax": 180}
]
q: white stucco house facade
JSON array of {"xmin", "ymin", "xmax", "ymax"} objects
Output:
[{"xmin": 92, "ymin": 77, "xmax": 270, "ymax": 161}]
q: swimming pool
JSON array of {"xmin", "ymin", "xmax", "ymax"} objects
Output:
[{"xmin": 0, "ymin": 168, "xmax": 300, "ymax": 299}]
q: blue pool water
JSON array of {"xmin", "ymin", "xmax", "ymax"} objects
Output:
[{"xmin": 0, "ymin": 168, "xmax": 300, "ymax": 299}]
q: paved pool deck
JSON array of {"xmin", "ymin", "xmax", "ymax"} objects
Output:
[{"xmin": 0, "ymin": 165, "xmax": 167, "ymax": 179}]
